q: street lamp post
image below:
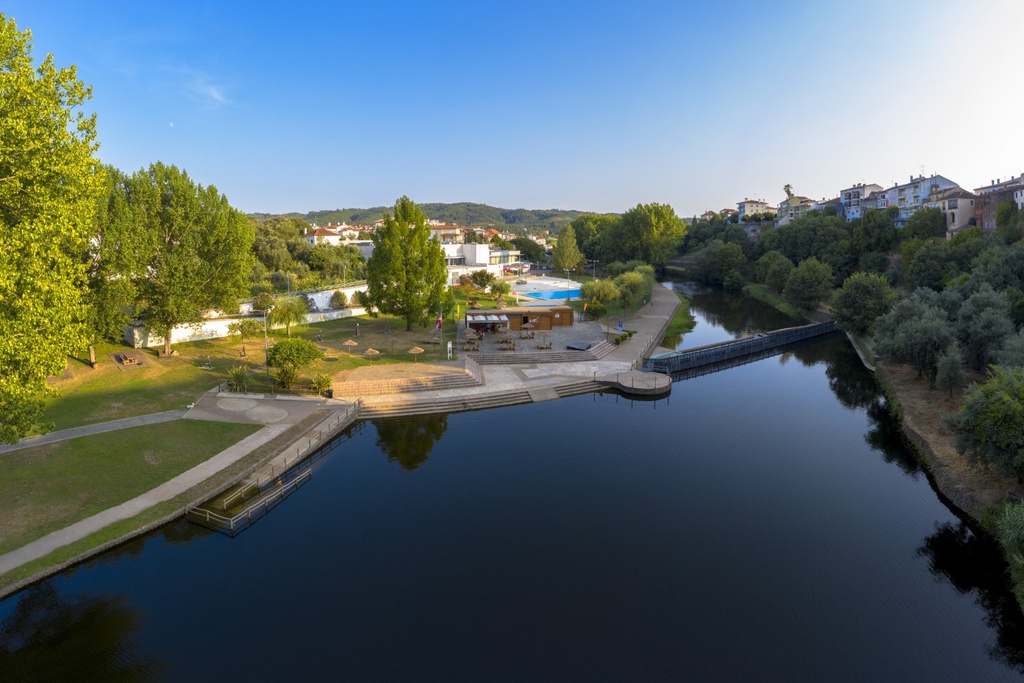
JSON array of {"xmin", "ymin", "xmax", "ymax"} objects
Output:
[
  {"xmin": 263, "ymin": 305, "xmax": 275, "ymax": 379},
  {"xmin": 566, "ymin": 268, "xmax": 574, "ymax": 298},
  {"xmin": 590, "ymin": 259, "xmax": 599, "ymax": 278}
]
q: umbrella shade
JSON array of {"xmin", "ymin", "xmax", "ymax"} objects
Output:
[
  {"xmin": 363, "ymin": 347, "xmax": 380, "ymax": 358},
  {"xmin": 522, "ymin": 322, "xmax": 534, "ymax": 329},
  {"xmin": 342, "ymin": 338, "xmax": 358, "ymax": 355},
  {"xmin": 408, "ymin": 346, "xmax": 425, "ymax": 362}
]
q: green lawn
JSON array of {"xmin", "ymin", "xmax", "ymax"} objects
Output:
[
  {"xmin": 0, "ymin": 419, "xmax": 260, "ymax": 555},
  {"xmin": 743, "ymin": 283, "xmax": 806, "ymax": 321}
]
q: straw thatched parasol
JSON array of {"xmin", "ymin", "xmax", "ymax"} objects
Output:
[
  {"xmin": 408, "ymin": 346, "xmax": 425, "ymax": 362},
  {"xmin": 363, "ymin": 347, "xmax": 380, "ymax": 360},
  {"xmin": 342, "ymin": 338, "xmax": 358, "ymax": 355}
]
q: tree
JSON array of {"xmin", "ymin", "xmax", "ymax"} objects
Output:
[
  {"xmin": 469, "ymin": 270, "xmax": 496, "ymax": 289},
  {"xmin": 268, "ymin": 296, "xmax": 307, "ymax": 337},
  {"xmin": 784, "ymin": 258, "xmax": 833, "ymax": 310},
  {"xmin": 606, "ymin": 203, "xmax": 687, "ymax": 271},
  {"xmin": 227, "ymin": 319, "xmax": 263, "ymax": 357},
  {"xmin": 124, "ymin": 163, "xmax": 254, "ymax": 356},
  {"xmin": 366, "ymin": 196, "xmax": 447, "ymax": 331},
  {"xmin": 948, "ymin": 367, "xmax": 1024, "ymax": 479},
  {"xmin": 904, "ymin": 207, "xmax": 947, "ymax": 240},
  {"xmin": 935, "ymin": 349, "xmax": 965, "ymax": 397},
  {"xmin": 997, "ymin": 330, "xmax": 1024, "ymax": 368},
  {"xmin": 0, "ymin": 17, "xmax": 105, "ymax": 442},
  {"xmin": 511, "ymin": 236, "xmax": 546, "ymax": 263},
  {"xmin": 755, "ymin": 251, "xmax": 794, "ymax": 291},
  {"xmin": 553, "ymin": 224, "xmax": 584, "ymax": 275},
  {"xmin": 580, "ymin": 279, "xmax": 621, "ymax": 306},
  {"xmin": 832, "ymin": 272, "xmax": 897, "ymax": 334},
  {"xmin": 330, "ymin": 290, "xmax": 348, "ymax": 309},
  {"xmin": 956, "ymin": 285, "xmax": 1014, "ymax": 371},
  {"xmin": 905, "ymin": 241, "xmax": 949, "ymax": 291},
  {"xmin": 853, "ymin": 209, "xmax": 897, "ymax": 253},
  {"xmin": 876, "ymin": 300, "xmax": 955, "ymax": 386},
  {"xmin": 490, "ymin": 280, "xmax": 511, "ymax": 308},
  {"xmin": 267, "ymin": 338, "xmax": 324, "ymax": 371}
]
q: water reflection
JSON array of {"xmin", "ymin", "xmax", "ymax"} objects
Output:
[
  {"xmin": 918, "ymin": 520, "xmax": 1024, "ymax": 673},
  {"xmin": 373, "ymin": 414, "xmax": 448, "ymax": 471},
  {"xmin": 0, "ymin": 584, "xmax": 162, "ymax": 681},
  {"xmin": 664, "ymin": 281, "xmax": 799, "ymax": 349}
]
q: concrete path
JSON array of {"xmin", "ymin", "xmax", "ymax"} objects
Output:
[
  {"xmin": 0, "ymin": 424, "xmax": 290, "ymax": 575},
  {"xmin": 0, "ymin": 410, "xmax": 188, "ymax": 454},
  {"xmin": 0, "ymin": 284, "xmax": 681, "ymax": 580}
]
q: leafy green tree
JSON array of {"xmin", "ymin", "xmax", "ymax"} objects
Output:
[
  {"xmin": 904, "ymin": 207, "xmax": 947, "ymax": 240},
  {"xmin": 330, "ymin": 290, "xmax": 348, "ymax": 309},
  {"xmin": 853, "ymin": 209, "xmax": 897, "ymax": 253},
  {"xmin": 934, "ymin": 349, "xmax": 965, "ymax": 397},
  {"xmin": 0, "ymin": 17, "xmax": 105, "ymax": 442},
  {"xmin": 948, "ymin": 367, "xmax": 1024, "ymax": 478},
  {"xmin": 606, "ymin": 203, "xmax": 687, "ymax": 271},
  {"xmin": 832, "ymin": 272, "xmax": 897, "ymax": 334},
  {"xmin": 366, "ymin": 196, "xmax": 447, "ymax": 331},
  {"xmin": 227, "ymin": 319, "xmax": 263, "ymax": 357},
  {"xmin": 267, "ymin": 337, "xmax": 324, "ymax": 371},
  {"xmin": 711, "ymin": 242, "xmax": 748, "ymax": 285},
  {"xmin": 553, "ymin": 224, "xmax": 584, "ymax": 275},
  {"xmin": 511, "ymin": 236, "xmax": 546, "ymax": 263},
  {"xmin": 876, "ymin": 299, "xmax": 955, "ymax": 386},
  {"xmin": 568, "ymin": 213, "xmax": 619, "ymax": 261},
  {"xmin": 614, "ymin": 271, "xmax": 650, "ymax": 308},
  {"xmin": 490, "ymin": 280, "xmax": 511, "ymax": 307},
  {"xmin": 784, "ymin": 257, "xmax": 833, "ymax": 310},
  {"xmin": 955, "ymin": 285, "xmax": 1014, "ymax": 371},
  {"xmin": 310, "ymin": 373, "xmax": 333, "ymax": 396},
  {"xmin": 905, "ymin": 241, "xmax": 949, "ymax": 291},
  {"xmin": 253, "ymin": 292, "xmax": 275, "ymax": 311},
  {"xmin": 580, "ymin": 279, "xmax": 621, "ymax": 305},
  {"xmin": 997, "ymin": 330, "xmax": 1024, "ymax": 368},
  {"xmin": 268, "ymin": 296, "xmax": 307, "ymax": 337},
  {"xmin": 124, "ymin": 163, "xmax": 254, "ymax": 356},
  {"xmin": 470, "ymin": 270, "xmax": 496, "ymax": 288}
]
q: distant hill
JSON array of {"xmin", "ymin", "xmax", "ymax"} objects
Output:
[{"xmin": 255, "ymin": 202, "xmax": 613, "ymax": 235}]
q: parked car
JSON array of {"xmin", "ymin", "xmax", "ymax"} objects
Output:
[{"xmin": 516, "ymin": 279, "xmax": 528, "ymax": 285}]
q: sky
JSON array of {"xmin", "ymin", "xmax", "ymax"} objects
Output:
[{"xmin": 6, "ymin": 0, "xmax": 1024, "ymax": 219}]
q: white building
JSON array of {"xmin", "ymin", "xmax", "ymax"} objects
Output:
[
  {"xmin": 839, "ymin": 183, "xmax": 883, "ymax": 220},
  {"xmin": 736, "ymin": 198, "xmax": 774, "ymax": 220}
]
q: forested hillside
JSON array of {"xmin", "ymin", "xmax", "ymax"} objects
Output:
[{"xmin": 255, "ymin": 202, "xmax": 603, "ymax": 234}]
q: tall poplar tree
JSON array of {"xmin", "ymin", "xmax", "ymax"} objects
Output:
[
  {"xmin": 366, "ymin": 196, "xmax": 447, "ymax": 331},
  {"xmin": 553, "ymin": 225, "xmax": 584, "ymax": 276},
  {"xmin": 0, "ymin": 16, "xmax": 104, "ymax": 442},
  {"xmin": 128, "ymin": 163, "xmax": 254, "ymax": 356}
]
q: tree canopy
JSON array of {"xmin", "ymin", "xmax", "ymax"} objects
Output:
[
  {"xmin": 605, "ymin": 203, "xmax": 687, "ymax": 270},
  {"xmin": 0, "ymin": 17, "xmax": 104, "ymax": 442},
  {"xmin": 832, "ymin": 272, "xmax": 897, "ymax": 334},
  {"xmin": 553, "ymin": 225, "xmax": 584, "ymax": 275},
  {"xmin": 99, "ymin": 163, "xmax": 254, "ymax": 355},
  {"xmin": 366, "ymin": 196, "xmax": 447, "ymax": 331},
  {"xmin": 948, "ymin": 367, "xmax": 1024, "ymax": 479}
]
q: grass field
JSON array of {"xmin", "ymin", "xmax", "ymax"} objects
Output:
[{"xmin": 0, "ymin": 419, "xmax": 261, "ymax": 555}]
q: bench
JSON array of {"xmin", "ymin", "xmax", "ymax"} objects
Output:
[{"xmin": 119, "ymin": 353, "xmax": 138, "ymax": 365}]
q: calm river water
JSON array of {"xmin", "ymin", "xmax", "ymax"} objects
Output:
[{"xmin": 3, "ymin": 284, "xmax": 1024, "ymax": 681}]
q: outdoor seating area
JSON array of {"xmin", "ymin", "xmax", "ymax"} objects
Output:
[{"xmin": 118, "ymin": 353, "xmax": 138, "ymax": 366}]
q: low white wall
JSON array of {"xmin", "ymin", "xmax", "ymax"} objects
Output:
[{"xmin": 126, "ymin": 282, "xmax": 370, "ymax": 348}]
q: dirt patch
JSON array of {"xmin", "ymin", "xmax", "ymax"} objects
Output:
[
  {"xmin": 143, "ymin": 450, "xmax": 161, "ymax": 466},
  {"xmin": 877, "ymin": 362, "xmax": 1023, "ymax": 519}
]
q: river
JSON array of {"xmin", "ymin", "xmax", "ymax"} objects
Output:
[{"xmin": 2, "ymin": 283, "xmax": 1024, "ymax": 681}]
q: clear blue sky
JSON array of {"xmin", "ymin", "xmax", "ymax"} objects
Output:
[{"xmin": 6, "ymin": 0, "xmax": 1023, "ymax": 218}]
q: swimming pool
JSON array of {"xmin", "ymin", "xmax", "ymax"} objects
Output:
[{"xmin": 521, "ymin": 289, "xmax": 580, "ymax": 300}]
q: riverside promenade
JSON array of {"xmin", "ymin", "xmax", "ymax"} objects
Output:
[{"xmin": 0, "ymin": 285, "xmax": 680, "ymax": 591}]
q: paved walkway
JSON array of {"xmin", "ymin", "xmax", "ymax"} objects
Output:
[{"xmin": 0, "ymin": 284, "xmax": 680, "ymax": 582}]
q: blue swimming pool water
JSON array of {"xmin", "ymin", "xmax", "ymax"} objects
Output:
[{"xmin": 522, "ymin": 289, "xmax": 579, "ymax": 300}]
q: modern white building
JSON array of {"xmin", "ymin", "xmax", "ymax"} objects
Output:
[{"xmin": 839, "ymin": 183, "xmax": 883, "ymax": 220}]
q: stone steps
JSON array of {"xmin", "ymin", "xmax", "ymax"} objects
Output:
[
  {"xmin": 359, "ymin": 389, "xmax": 534, "ymax": 418},
  {"xmin": 334, "ymin": 371, "xmax": 480, "ymax": 397}
]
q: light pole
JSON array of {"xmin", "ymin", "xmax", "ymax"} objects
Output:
[
  {"xmin": 566, "ymin": 268, "xmax": 574, "ymax": 298},
  {"xmin": 263, "ymin": 305, "xmax": 274, "ymax": 379},
  {"xmin": 590, "ymin": 259, "xmax": 599, "ymax": 278}
]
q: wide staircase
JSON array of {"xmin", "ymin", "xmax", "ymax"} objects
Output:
[
  {"xmin": 467, "ymin": 340, "xmax": 616, "ymax": 365},
  {"xmin": 333, "ymin": 369, "xmax": 481, "ymax": 397},
  {"xmin": 359, "ymin": 388, "xmax": 534, "ymax": 418}
]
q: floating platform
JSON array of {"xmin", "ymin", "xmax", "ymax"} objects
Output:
[{"xmin": 608, "ymin": 370, "xmax": 671, "ymax": 397}]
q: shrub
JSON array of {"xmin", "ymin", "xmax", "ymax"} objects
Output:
[
  {"xmin": 330, "ymin": 290, "xmax": 348, "ymax": 309},
  {"xmin": 310, "ymin": 373, "xmax": 333, "ymax": 396},
  {"xmin": 585, "ymin": 301, "xmax": 606, "ymax": 319},
  {"xmin": 253, "ymin": 292, "xmax": 275, "ymax": 311},
  {"xmin": 276, "ymin": 366, "xmax": 298, "ymax": 389},
  {"xmin": 228, "ymin": 365, "xmax": 250, "ymax": 393}
]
